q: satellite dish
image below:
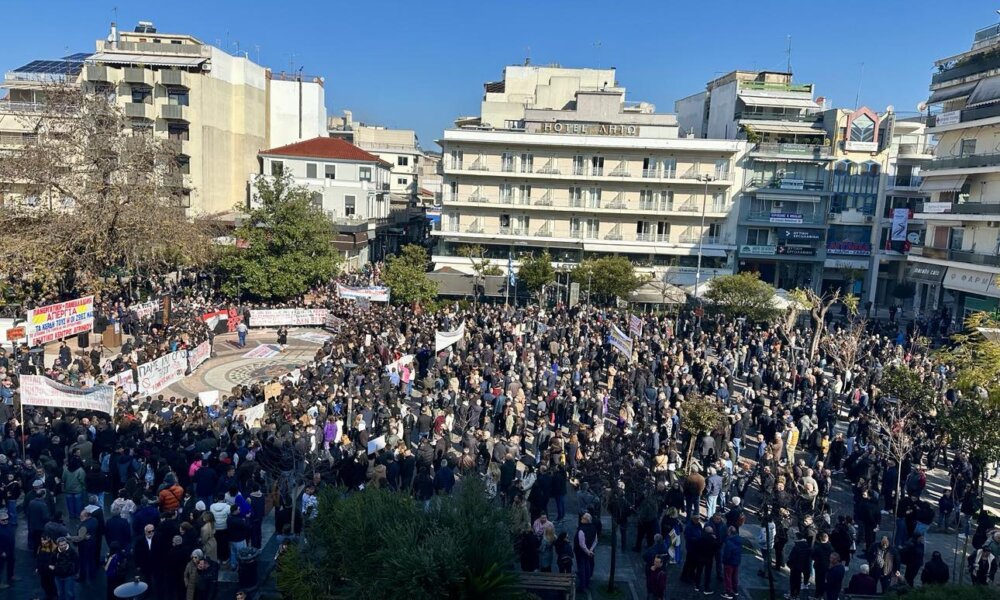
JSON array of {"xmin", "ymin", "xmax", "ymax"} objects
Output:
[
  {"xmin": 886, "ymin": 105, "xmax": 895, "ymax": 113},
  {"xmin": 917, "ymin": 101, "xmax": 928, "ymax": 112}
]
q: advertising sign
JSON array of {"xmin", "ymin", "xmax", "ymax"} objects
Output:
[
  {"xmin": 922, "ymin": 202, "xmax": 952, "ymax": 214},
  {"xmin": 778, "ymin": 228, "xmax": 821, "ymax": 241},
  {"xmin": 827, "ymin": 240, "xmax": 873, "ymax": 256},
  {"xmin": 26, "ymin": 296, "xmax": 94, "ymax": 346},
  {"xmin": 739, "ymin": 245, "xmax": 777, "ymax": 256},
  {"xmin": 779, "ymin": 178, "xmax": 805, "ymax": 190},
  {"xmin": 891, "ymin": 208, "xmax": 910, "ymax": 242},
  {"xmin": 769, "ymin": 212, "xmax": 804, "ymax": 224},
  {"xmin": 20, "ymin": 375, "xmax": 114, "ymax": 415},
  {"xmin": 777, "ymin": 245, "xmax": 816, "ymax": 256},
  {"xmin": 249, "ymin": 308, "xmax": 329, "ymax": 327}
]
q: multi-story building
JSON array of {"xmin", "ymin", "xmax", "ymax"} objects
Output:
[
  {"xmin": 435, "ymin": 64, "xmax": 748, "ymax": 295},
  {"xmin": 910, "ymin": 22, "xmax": 1000, "ymax": 319},
  {"xmin": 0, "ymin": 21, "xmax": 325, "ymax": 215},
  {"xmin": 255, "ymin": 137, "xmax": 391, "ymax": 269},
  {"xmin": 870, "ymin": 117, "xmax": 935, "ymax": 305},
  {"xmin": 678, "ymin": 71, "xmax": 831, "ymax": 291},
  {"xmin": 328, "ymin": 111, "xmax": 422, "ymax": 198}
]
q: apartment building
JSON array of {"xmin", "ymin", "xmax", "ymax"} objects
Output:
[
  {"xmin": 912, "ymin": 22, "xmax": 1000, "ymax": 318},
  {"xmin": 328, "ymin": 111, "xmax": 422, "ymax": 198},
  {"xmin": 435, "ymin": 65, "xmax": 748, "ymax": 294},
  {"xmin": 256, "ymin": 137, "xmax": 391, "ymax": 268},
  {"xmin": 0, "ymin": 21, "xmax": 325, "ymax": 216}
]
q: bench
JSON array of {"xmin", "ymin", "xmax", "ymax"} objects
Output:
[{"xmin": 518, "ymin": 571, "xmax": 576, "ymax": 600}]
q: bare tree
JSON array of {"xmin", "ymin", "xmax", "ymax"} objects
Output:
[
  {"xmin": 0, "ymin": 85, "xmax": 213, "ymax": 296},
  {"xmin": 867, "ymin": 403, "xmax": 917, "ymax": 545},
  {"xmin": 789, "ymin": 288, "xmax": 858, "ymax": 361},
  {"xmin": 821, "ymin": 318, "xmax": 868, "ymax": 377}
]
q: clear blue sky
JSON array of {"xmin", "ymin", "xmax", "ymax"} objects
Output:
[{"xmin": 2, "ymin": 0, "xmax": 993, "ymax": 148}]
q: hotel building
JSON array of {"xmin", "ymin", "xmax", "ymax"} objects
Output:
[{"xmin": 435, "ymin": 64, "xmax": 748, "ymax": 294}]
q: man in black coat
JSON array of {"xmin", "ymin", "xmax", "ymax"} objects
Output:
[
  {"xmin": 133, "ymin": 523, "xmax": 161, "ymax": 588},
  {"xmin": 788, "ymin": 532, "xmax": 812, "ymax": 599},
  {"xmin": 693, "ymin": 525, "xmax": 721, "ymax": 594},
  {"xmin": 921, "ymin": 550, "xmax": 950, "ymax": 585}
]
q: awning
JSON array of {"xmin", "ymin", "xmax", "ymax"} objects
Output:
[
  {"xmin": 907, "ymin": 263, "xmax": 946, "ymax": 283},
  {"xmin": 581, "ymin": 242, "xmax": 726, "ymax": 258},
  {"xmin": 967, "ymin": 76, "xmax": 1000, "ymax": 108},
  {"xmin": 927, "ymin": 81, "xmax": 978, "ymax": 104},
  {"xmin": 738, "ymin": 93, "xmax": 819, "ymax": 110},
  {"xmin": 745, "ymin": 121, "xmax": 827, "ymax": 135},
  {"xmin": 89, "ymin": 52, "xmax": 207, "ymax": 68},
  {"xmin": 755, "ymin": 193, "xmax": 821, "ymax": 203},
  {"xmin": 919, "ymin": 175, "xmax": 967, "ymax": 192},
  {"xmin": 943, "ymin": 267, "xmax": 1000, "ymax": 298}
]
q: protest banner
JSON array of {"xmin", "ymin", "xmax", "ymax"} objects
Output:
[
  {"xmin": 264, "ymin": 382, "xmax": 283, "ymax": 401},
  {"xmin": 323, "ymin": 313, "xmax": 343, "ymax": 332},
  {"xmin": 385, "ymin": 354, "xmax": 414, "ymax": 374},
  {"xmin": 20, "ymin": 375, "xmax": 114, "ymax": 415},
  {"xmin": 292, "ymin": 332, "xmax": 331, "ymax": 344},
  {"xmin": 435, "ymin": 321, "xmax": 466, "ymax": 352},
  {"xmin": 108, "ymin": 370, "xmax": 137, "ymax": 395},
  {"xmin": 132, "ymin": 299, "xmax": 162, "ymax": 320},
  {"xmin": 609, "ymin": 323, "xmax": 633, "ymax": 361},
  {"xmin": 188, "ymin": 340, "xmax": 211, "ymax": 371},
  {"xmin": 137, "ymin": 351, "xmax": 188, "ymax": 395},
  {"xmin": 248, "ymin": 308, "xmax": 329, "ymax": 327},
  {"xmin": 629, "ymin": 314, "xmax": 643, "ymax": 338},
  {"xmin": 235, "ymin": 402, "xmax": 266, "ymax": 426},
  {"xmin": 243, "ymin": 344, "xmax": 282, "ymax": 359},
  {"xmin": 198, "ymin": 390, "xmax": 220, "ymax": 406},
  {"xmin": 26, "ymin": 296, "xmax": 94, "ymax": 346},
  {"xmin": 336, "ymin": 283, "xmax": 390, "ymax": 303}
]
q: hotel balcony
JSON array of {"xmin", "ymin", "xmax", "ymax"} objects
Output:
[{"xmin": 886, "ymin": 176, "xmax": 924, "ymax": 190}]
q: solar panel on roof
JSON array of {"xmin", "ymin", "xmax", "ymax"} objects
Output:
[
  {"xmin": 11, "ymin": 57, "xmax": 85, "ymax": 75},
  {"xmin": 61, "ymin": 52, "xmax": 91, "ymax": 61}
]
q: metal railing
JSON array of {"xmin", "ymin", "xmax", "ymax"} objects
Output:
[
  {"xmin": 950, "ymin": 202, "xmax": 1000, "ymax": 214},
  {"xmin": 499, "ymin": 227, "xmax": 528, "ymax": 236},
  {"xmin": 897, "ymin": 143, "xmax": 934, "ymax": 157},
  {"xmin": 605, "ymin": 231, "xmax": 623, "ymax": 241},
  {"xmin": 100, "ymin": 40, "xmax": 209, "ymax": 56},
  {"xmin": 740, "ymin": 80, "xmax": 813, "ymax": 93},
  {"xmin": 467, "ymin": 192, "xmax": 489, "ymax": 203},
  {"xmin": 928, "ymin": 152, "xmax": 1000, "ymax": 170},
  {"xmin": 501, "ymin": 163, "xmax": 515, "ymax": 173},
  {"xmin": 0, "ymin": 133, "xmax": 36, "ymax": 146},
  {"xmin": 537, "ymin": 162, "xmax": 560, "ymax": 174},
  {"xmin": 636, "ymin": 232, "xmax": 655, "ymax": 242},
  {"xmin": 0, "ymin": 101, "xmax": 44, "ymax": 113},
  {"xmin": 498, "ymin": 194, "xmax": 513, "ymax": 205},
  {"xmin": 610, "ymin": 163, "xmax": 631, "ymax": 177},
  {"xmin": 887, "ymin": 176, "xmax": 923, "ymax": 188},
  {"xmin": 4, "ymin": 71, "xmax": 76, "ymax": 83},
  {"xmin": 466, "ymin": 221, "xmax": 484, "ymax": 233},
  {"xmin": 960, "ymin": 102, "xmax": 1000, "ymax": 124},
  {"xmin": 535, "ymin": 191, "xmax": 553, "ymax": 206},
  {"xmin": 748, "ymin": 177, "xmax": 827, "ymax": 191},
  {"xmin": 736, "ymin": 111, "xmax": 823, "ymax": 123},
  {"xmin": 468, "ymin": 160, "xmax": 490, "ymax": 171},
  {"xmin": 950, "ymin": 249, "xmax": 1000, "ymax": 267},
  {"xmin": 534, "ymin": 226, "xmax": 552, "ymax": 237},
  {"xmin": 932, "ymin": 51, "xmax": 1000, "ymax": 85},
  {"xmin": 753, "ymin": 143, "xmax": 832, "ymax": 158}
]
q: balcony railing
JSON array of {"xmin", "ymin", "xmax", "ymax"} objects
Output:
[
  {"xmin": 498, "ymin": 195, "xmax": 513, "ymax": 205},
  {"xmin": 950, "ymin": 249, "xmax": 1000, "ymax": 267},
  {"xmin": 950, "ymin": 202, "xmax": 1000, "ymax": 215},
  {"xmin": 960, "ymin": 102, "xmax": 1000, "ymax": 124},
  {"xmin": 534, "ymin": 226, "xmax": 552, "ymax": 237},
  {"xmin": 501, "ymin": 163, "xmax": 515, "ymax": 173},
  {"xmin": 605, "ymin": 230, "xmax": 623, "ymax": 241},
  {"xmin": 160, "ymin": 69, "xmax": 187, "ymax": 87},
  {"xmin": 745, "ymin": 211, "xmax": 824, "ymax": 225},
  {"xmin": 887, "ymin": 176, "xmax": 923, "ymax": 188},
  {"xmin": 573, "ymin": 166, "xmax": 585, "ymax": 176},
  {"xmin": 466, "ymin": 222, "xmax": 484, "ymax": 234},
  {"xmin": 467, "ymin": 192, "xmax": 489, "ymax": 203},
  {"xmin": 534, "ymin": 191, "xmax": 553, "ymax": 206},
  {"xmin": 537, "ymin": 162, "xmax": 560, "ymax": 174},
  {"xmin": 739, "ymin": 80, "xmax": 813, "ymax": 93},
  {"xmin": 753, "ymin": 143, "xmax": 832, "ymax": 158},
  {"xmin": 610, "ymin": 163, "xmax": 631, "ymax": 177},
  {"xmin": 736, "ymin": 111, "xmax": 823, "ymax": 123},
  {"xmin": 897, "ymin": 143, "xmax": 934, "ymax": 157},
  {"xmin": 636, "ymin": 232, "xmax": 655, "ymax": 242},
  {"xmin": 499, "ymin": 227, "xmax": 528, "ymax": 236},
  {"xmin": 749, "ymin": 176, "xmax": 827, "ymax": 191},
  {"xmin": 928, "ymin": 152, "xmax": 1000, "ymax": 170},
  {"xmin": 162, "ymin": 104, "xmax": 188, "ymax": 120},
  {"xmin": 932, "ymin": 51, "xmax": 1000, "ymax": 85},
  {"xmin": 468, "ymin": 160, "xmax": 489, "ymax": 171},
  {"xmin": 0, "ymin": 133, "xmax": 36, "ymax": 146},
  {"xmin": 678, "ymin": 234, "xmax": 721, "ymax": 245}
]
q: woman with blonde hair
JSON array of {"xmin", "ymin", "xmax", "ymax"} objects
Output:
[
  {"xmin": 539, "ymin": 522, "xmax": 557, "ymax": 572},
  {"xmin": 200, "ymin": 512, "xmax": 218, "ymax": 561}
]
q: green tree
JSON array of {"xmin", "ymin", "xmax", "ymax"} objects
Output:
[
  {"xmin": 517, "ymin": 251, "xmax": 556, "ymax": 302},
  {"xmin": 219, "ymin": 172, "xmax": 340, "ymax": 300},
  {"xmin": 938, "ymin": 312, "xmax": 1000, "ymax": 485},
  {"xmin": 276, "ymin": 479, "xmax": 525, "ymax": 600},
  {"xmin": 382, "ymin": 244, "xmax": 438, "ymax": 306},
  {"xmin": 704, "ymin": 272, "xmax": 780, "ymax": 322},
  {"xmin": 570, "ymin": 256, "xmax": 646, "ymax": 305},
  {"xmin": 457, "ymin": 244, "xmax": 501, "ymax": 306},
  {"xmin": 680, "ymin": 394, "xmax": 726, "ymax": 473}
]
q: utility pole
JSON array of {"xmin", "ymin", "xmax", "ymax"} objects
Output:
[{"xmin": 694, "ymin": 174, "xmax": 716, "ymax": 302}]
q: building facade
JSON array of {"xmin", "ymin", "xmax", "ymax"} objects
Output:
[
  {"xmin": 328, "ymin": 111, "xmax": 422, "ymax": 199},
  {"xmin": 267, "ymin": 71, "xmax": 327, "ymax": 149},
  {"xmin": 912, "ymin": 22, "xmax": 1000, "ymax": 320},
  {"xmin": 256, "ymin": 137, "xmax": 391, "ymax": 269},
  {"xmin": 436, "ymin": 65, "xmax": 748, "ymax": 294}
]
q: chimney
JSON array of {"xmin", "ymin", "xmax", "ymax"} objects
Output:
[{"xmin": 108, "ymin": 22, "xmax": 119, "ymax": 49}]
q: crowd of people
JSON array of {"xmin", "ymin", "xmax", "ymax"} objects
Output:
[{"xmin": 0, "ymin": 267, "xmax": 995, "ymax": 600}]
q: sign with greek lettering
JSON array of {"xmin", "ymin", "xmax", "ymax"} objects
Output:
[
  {"xmin": 20, "ymin": 375, "xmax": 114, "ymax": 415},
  {"xmin": 137, "ymin": 351, "xmax": 188, "ymax": 395},
  {"xmin": 26, "ymin": 296, "xmax": 94, "ymax": 346},
  {"xmin": 249, "ymin": 308, "xmax": 329, "ymax": 327}
]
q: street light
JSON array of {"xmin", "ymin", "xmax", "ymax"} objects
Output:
[{"xmin": 694, "ymin": 173, "xmax": 716, "ymax": 302}]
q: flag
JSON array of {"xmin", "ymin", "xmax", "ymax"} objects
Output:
[
  {"xmin": 629, "ymin": 314, "xmax": 643, "ymax": 338},
  {"xmin": 508, "ymin": 253, "xmax": 516, "ymax": 286},
  {"xmin": 608, "ymin": 323, "xmax": 633, "ymax": 361},
  {"xmin": 435, "ymin": 321, "xmax": 466, "ymax": 352}
]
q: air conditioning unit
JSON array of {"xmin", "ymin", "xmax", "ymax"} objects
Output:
[
  {"xmin": 865, "ymin": 216, "xmax": 874, "ymax": 223},
  {"xmin": 772, "ymin": 202, "xmax": 784, "ymax": 210}
]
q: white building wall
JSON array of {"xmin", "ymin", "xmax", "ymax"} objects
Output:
[{"xmin": 268, "ymin": 77, "xmax": 327, "ymax": 148}]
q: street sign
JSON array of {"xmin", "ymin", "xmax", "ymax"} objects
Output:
[{"xmin": 5, "ymin": 326, "xmax": 24, "ymax": 342}]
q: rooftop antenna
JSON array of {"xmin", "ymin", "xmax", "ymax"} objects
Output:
[
  {"xmin": 785, "ymin": 35, "xmax": 792, "ymax": 74},
  {"xmin": 524, "ymin": 46, "xmax": 531, "ymax": 66},
  {"xmin": 855, "ymin": 62, "xmax": 865, "ymax": 110},
  {"xmin": 232, "ymin": 40, "xmax": 240, "ymax": 55},
  {"xmin": 289, "ymin": 53, "xmax": 297, "ymax": 74},
  {"xmin": 594, "ymin": 40, "xmax": 602, "ymax": 68},
  {"xmin": 254, "ymin": 45, "xmax": 261, "ymax": 65},
  {"xmin": 113, "ymin": 6, "xmax": 118, "ymax": 24}
]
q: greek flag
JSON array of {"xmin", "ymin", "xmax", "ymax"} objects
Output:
[{"xmin": 508, "ymin": 254, "xmax": 516, "ymax": 286}]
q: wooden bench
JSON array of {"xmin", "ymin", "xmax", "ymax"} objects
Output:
[{"xmin": 518, "ymin": 571, "xmax": 576, "ymax": 600}]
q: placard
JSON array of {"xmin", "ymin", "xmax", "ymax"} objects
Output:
[
  {"xmin": 132, "ymin": 299, "xmax": 161, "ymax": 320},
  {"xmin": 188, "ymin": 340, "xmax": 211, "ymax": 371},
  {"xmin": 137, "ymin": 351, "xmax": 187, "ymax": 395},
  {"xmin": 108, "ymin": 370, "xmax": 137, "ymax": 395},
  {"xmin": 20, "ymin": 375, "xmax": 114, "ymax": 415}
]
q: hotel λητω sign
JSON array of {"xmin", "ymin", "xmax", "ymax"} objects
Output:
[{"xmin": 540, "ymin": 122, "xmax": 640, "ymax": 136}]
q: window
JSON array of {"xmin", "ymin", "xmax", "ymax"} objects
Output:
[
  {"xmin": 959, "ymin": 139, "xmax": 977, "ymax": 157},
  {"xmin": 573, "ymin": 155, "xmax": 585, "ymax": 175},
  {"xmin": 450, "ymin": 150, "xmax": 463, "ymax": 169},
  {"xmin": 746, "ymin": 228, "xmax": 770, "ymax": 245},
  {"xmin": 500, "ymin": 184, "xmax": 513, "ymax": 203},
  {"xmin": 714, "ymin": 159, "xmax": 731, "ymax": 180},
  {"xmin": 712, "ymin": 192, "xmax": 726, "ymax": 211},
  {"xmin": 949, "ymin": 227, "xmax": 964, "ymax": 250},
  {"xmin": 344, "ymin": 195, "xmax": 356, "ymax": 217},
  {"xmin": 517, "ymin": 184, "xmax": 531, "ymax": 204},
  {"xmin": 131, "ymin": 86, "xmax": 152, "ymax": 104},
  {"xmin": 656, "ymin": 222, "xmax": 671, "ymax": 240},
  {"xmin": 354, "ymin": 167, "xmax": 369, "ymax": 181},
  {"xmin": 569, "ymin": 186, "xmax": 582, "ymax": 207},
  {"xmin": 707, "ymin": 223, "xmax": 721, "ymax": 241},
  {"xmin": 167, "ymin": 124, "xmax": 189, "ymax": 141},
  {"xmin": 520, "ymin": 153, "xmax": 533, "ymax": 173},
  {"xmin": 325, "ymin": 165, "xmax": 336, "ymax": 180},
  {"xmin": 662, "ymin": 158, "xmax": 677, "ymax": 178},
  {"xmin": 397, "ymin": 178, "xmax": 408, "ymax": 185},
  {"xmin": 501, "ymin": 152, "xmax": 514, "ymax": 172},
  {"xmin": 397, "ymin": 156, "xmax": 409, "ymax": 166},
  {"xmin": 309, "ymin": 192, "xmax": 323, "ymax": 208},
  {"xmin": 587, "ymin": 187, "xmax": 601, "ymax": 208},
  {"xmin": 166, "ymin": 89, "xmax": 189, "ymax": 106},
  {"xmin": 271, "ymin": 160, "xmax": 284, "ymax": 176},
  {"xmin": 850, "ymin": 114, "xmax": 875, "ymax": 143},
  {"xmin": 591, "ymin": 156, "xmax": 604, "ymax": 176},
  {"xmin": 642, "ymin": 157, "xmax": 658, "ymax": 178},
  {"xmin": 636, "ymin": 221, "xmax": 653, "ymax": 240},
  {"xmin": 176, "ymin": 154, "xmax": 190, "ymax": 175},
  {"xmin": 448, "ymin": 181, "xmax": 458, "ymax": 201},
  {"xmin": 306, "ymin": 163, "xmax": 317, "ymax": 178}
]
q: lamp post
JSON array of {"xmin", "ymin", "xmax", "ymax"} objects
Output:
[{"xmin": 694, "ymin": 173, "xmax": 716, "ymax": 302}]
